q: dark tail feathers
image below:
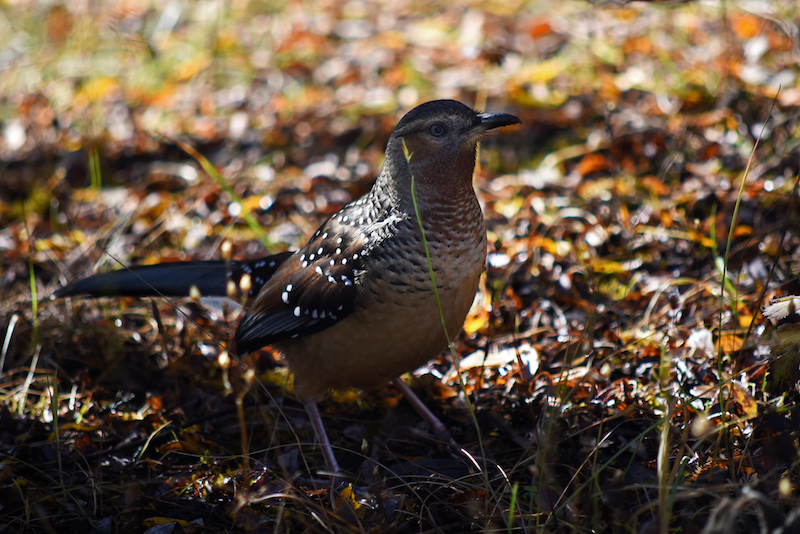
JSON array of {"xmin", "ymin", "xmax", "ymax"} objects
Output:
[{"xmin": 54, "ymin": 252, "xmax": 292, "ymax": 300}]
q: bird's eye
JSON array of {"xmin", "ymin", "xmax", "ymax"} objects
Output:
[{"xmin": 427, "ymin": 123, "xmax": 447, "ymax": 137}]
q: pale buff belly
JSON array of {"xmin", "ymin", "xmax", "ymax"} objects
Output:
[{"xmin": 277, "ymin": 249, "xmax": 484, "ymax": 402}]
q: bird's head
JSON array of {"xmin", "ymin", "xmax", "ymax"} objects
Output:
[{"xmin": 382, "ymin": 100, "xmax": 520, "ymax": 206}]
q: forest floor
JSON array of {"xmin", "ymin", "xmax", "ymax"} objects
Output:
[{"xmin": 2, "ymin": 1, "xmax": 800, "ymax": 532}]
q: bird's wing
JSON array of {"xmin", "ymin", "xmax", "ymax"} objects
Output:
[
  {"xmin": 233, "ymin": 252, "xmax": 294, "ymax": 297},
  {"xmin": 234, "ymin": 224, "xmax": 370, "ymax": 355}
]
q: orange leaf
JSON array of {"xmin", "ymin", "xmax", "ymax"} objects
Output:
[
  {"xmin": 729, "ymin": 384, "xmax": 758, "ymax": 418},
  {"xmin": 731, "ymin": 13, "xmax": 761, "ymax": 39},
  {"xmin": 719, "ymin": 334, "xmax": 744, "ymax": 353},
  {"xmin": 575, "ymin": 153, "xmax": 610, "ymax": 177}
]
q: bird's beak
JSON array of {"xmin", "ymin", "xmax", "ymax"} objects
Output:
[{"xmin": 473, "ymin": 112, "xmax": 521, "ymax": 133}]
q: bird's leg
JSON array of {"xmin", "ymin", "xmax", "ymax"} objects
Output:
[
  {"xmin": 304, "ymin": 401, "xmax": 341, "ymax": 474},
  {"xmin": 392, "ymin": 377, "xmax": 455, "ymax": 445}
]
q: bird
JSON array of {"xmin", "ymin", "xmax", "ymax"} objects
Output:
[{"xmin": 55, "ymin": 99, "xmax": 521, "ymax": 473}]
